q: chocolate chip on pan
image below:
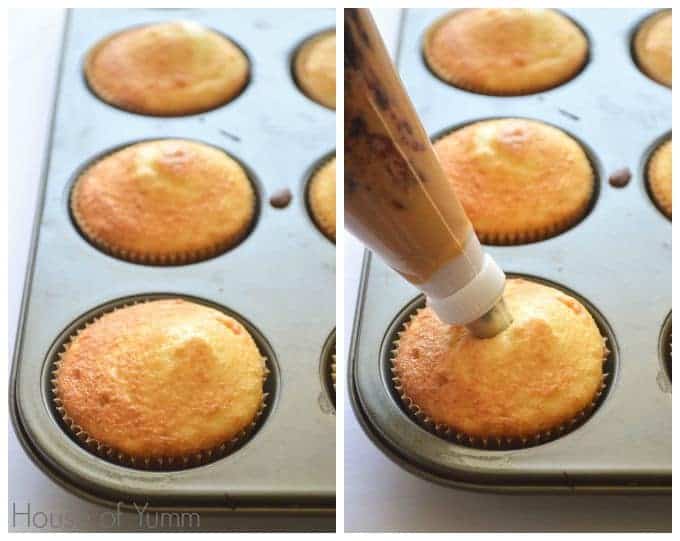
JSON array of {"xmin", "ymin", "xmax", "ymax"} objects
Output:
[
  {"xmin": 269, "ymin": 189, "xmax": 293, "ymax": 208},
  {"xmin": 608, "ymin": 167, "xmax": 632, "ymax": 188}
]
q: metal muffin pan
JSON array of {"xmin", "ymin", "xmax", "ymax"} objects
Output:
[
  {"xmin": 349, "ymin": 8, "xmax": 671, "ymax": 493},
  {"xmin": 11, "ymin": 8, "xmax": 335, "ymax": 511}
]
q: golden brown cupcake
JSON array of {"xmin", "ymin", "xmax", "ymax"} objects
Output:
[
  {"xmin": 308, "ymin": 157, "xmax": 336, "ymax": 241},
  {"xmin": 294, "ymin": 29, "xmax": 336, "ymax": 109},
  {"xmin": 53, "ymin": 299, "xmax": 267, "ymax": 466},
  {"xmin": 648, "ymin": 139, "xmax": 672, "ymax": 218},
  {"xmin": 634, "ymin": 10, "xmax": 672, "ymax": 88},
  {"xmin": 392, "ymin": 279, "xmax": 606, "ymax": 444},
  {"xmin": 85, "ymin": 21, "xmax": 249, "ymax": 115},
  {"xmin": 424, "ymin": 9, "xmax": 588, "ymax": 95},
  {"xmin": 434, "ymin": 118, "xmax": 594, "ymax": 244},
  {"xmin": 71, "ymin": 139, "xmax": 256, "ymax": 264}
]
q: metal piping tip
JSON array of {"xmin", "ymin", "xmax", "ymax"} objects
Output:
[{"xmin": 465, "ymin": 296, "xmax": 513, "ymax": 339}]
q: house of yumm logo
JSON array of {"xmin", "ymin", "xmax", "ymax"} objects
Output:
[{"xmin": 10, "ymin": 502, "xmax": 201, "ymax": 530}]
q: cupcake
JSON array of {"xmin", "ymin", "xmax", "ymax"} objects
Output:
[
  {"xmin": 634, "ymin": 10, "xmax": 672, "ymax": 88},
  {"xmin": 294, "ymin": 29, "xmax": 336, "ymax": 109},
  {"xmin": 648, "ymin": 139, "xmax": 672, "ymax": 219},
  {"xmin": 85, "ymin": 21, "xmax": 249, "ymax": 115},
  {"xmin": 392, "ymin": 279, "xmax": 607, "ymax": 446},
  {"xmin": 52, "ymin": 299, "xmax": 267, "ymax": 467},
  {"xmin": 424, "ymin": 9, "xmax": 588, "ymax": 95},
  {"xmin": 308, "ymin": 157, "xmax": 336, "ymax": 241},
  {"xmin": 433, "ymin": 118, "xmax": 594, "ymax": 244},
  {"xmin": 71, "ymin": 139, "xmax": 256, "ymax": 264}
]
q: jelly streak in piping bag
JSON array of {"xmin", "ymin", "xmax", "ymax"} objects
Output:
[{"xmin": 344, "ymin": 9, "xmax": 512, "ymax": 338}]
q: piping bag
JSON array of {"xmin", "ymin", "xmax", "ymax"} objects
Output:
[{"xmin": 345, "ymin": 9, "xmax": 512, "ymax": 338}]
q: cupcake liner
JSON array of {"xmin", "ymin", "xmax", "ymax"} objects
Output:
[
  {"xmin": 668, "ymin": 334, "xmax": 672, "ymax": 382},
  {"xmin": 476, "ymin": 194, "xmax": 594, "ymax": 246},
  {"xmin": 649, "ymin": 181, "xmax": 672, "ymax": 219},
  {"xmin": 70, "ymin": 165, "xmax": 256, "ymax": 266},
  {"xmin": 422, "ymin": 10, "xmax": 589, "ymax": 97},
  {"xmin": 390, "ymin": 308, "xmax": 611, "ymax": 450},
  {"xmin": 331, "ymin": 354, "xmax": 336, "ymax": 390},
  {"xmin": 50, "ymin": 300, "xmax": 270, "ymax": 470},
  {"xmin": 661, "ymin": 315, "xmax": 672, "ymax": 383}
]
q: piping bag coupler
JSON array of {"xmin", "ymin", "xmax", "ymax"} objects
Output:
[{"xmin": 344, "ymin": 9, "xmax": 512, "ymax": 338}]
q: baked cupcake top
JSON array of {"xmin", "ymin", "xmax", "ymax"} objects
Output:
[
  {"xmin": 308, "ymin": 157, "xmax": 336, "ymax": 241},
  {"xmin": 54, "ymin": 299, "xmax": 266, "ymax": 459},
  {"xmin": 294, "ymin": 30, "xmax": 336, "ymax": 109},
  {"xmin": 85, "ymin": 21, "xmax": 249, "ymax": 115},
  {"xmin": 424, "ymin": 9, "xmax": 588, "ymax": 95},
  {"xmin": 433, "ymin": 118, "xmax": 594, "ymax": 244},
  {"xmin": 393, "ymin": 278, "xmax": 605, "ymax": 440},
  {"xmin": 648, "ymin": 139, "xmax": 672, "ymax": 218},
  {"xmin": 71, "ymin": 139, "xmax": 256, "ymax": 264},
  {"xmin": 634, "ymin": 10, "xmax": 672, "ymax": 88}
]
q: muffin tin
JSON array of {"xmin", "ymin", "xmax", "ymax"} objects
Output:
[
  {"xmin": 349, "ymin": 8, "xmax": 671, "ymax": 493},
  {"xmin": 11, "ymin": 8, "xmax": 335, "ymax": 512}
]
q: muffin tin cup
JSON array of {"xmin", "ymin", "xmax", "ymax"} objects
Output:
[
  {"xmin": 82, "ymin": 22, "xmax": 254, "ymax": 117},
  {"xmin": 320, "ymin": 329, "xmax": 336, "ymax": 409},
  {"xmin": 305, "ymin": 150, "xmax": 337, "ymax": 243},
  {"xmin": 11, "ymin": 8, "xmax": 335, "ymax": 512},
  {"xmin": 67, "ymin": 137, "xmax": 263, "ymax": 266},
  {"xmin": 430, "ymin": 117, "xmax": 602, "ymax": 245},
  {"xmin": 291, "ymin": 27, "xmax": 337, "ymax": 111},
  {"xmin": 658, "ymin": 311, "xmax": 672, "ymax": 386},
  {"xmin": 629, "ymin": 9, "xmax": 672, "ymax": 89},
  {"xmin": 640, "ymin": 131, "xmax": 672, "ymax": 219},
  {"xmin": 421, "ymin": 9, "xmax": 592, "ymax": 97},
  {"xmin": 644, "ymin": 135, "xmax": 673, "ymax": 220},
  {"xmin": 50, "ymin": 295, "xmax": 274, "ymax": 472},
  {"xmin": 349, "ymin": 8, "xmax": 670, "ymax": 493},
  {"xmin": 387, "ymin": 275, "xmax": 615, "ymax": 452}
]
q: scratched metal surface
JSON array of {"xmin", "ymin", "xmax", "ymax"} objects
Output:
[
  {"xmin": 349, "ymin": 8, "xmax": 671, "ymax": 492},
  {"xmin": 11, "ymin": 8, "xmax": 335, "ymax": 510}
]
